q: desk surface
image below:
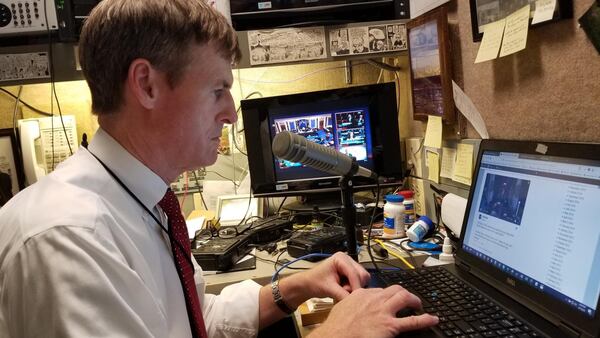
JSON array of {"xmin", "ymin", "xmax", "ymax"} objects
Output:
[{"xmin": 203, "ymin": 247, "xmax": 424, "ymax": 294}]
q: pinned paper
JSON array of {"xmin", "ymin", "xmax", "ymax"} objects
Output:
[
  {"xmin": 499, "ymin": 4, "xmax": 531, "ymax": 57},
  {"xmin": 426, "ymin": 150, "xmax": 440, "ymax": 184},
  {"xmin": 452, "ymin": 143, "xmax": 474, "ymax": 186},
  {"xmin": 423, "ymin": 115, "xmax": 443, "ymax": 148},
  {"xmin": 408, "ymin": 177, "xmax": 426, "ymax": 216},
  {"xmin": 531, "ymin": 0, "xmax": 557, "ymax": 24},
  {"xmin": 410, "ymin": 0, "xmax": 450, "ymax": 19},
  {"xmin": 475, "ymin": 18, "xmax": 506, "ymax": 63},
  {"xmin": 440, "ymin": 147, "xmax": 456, "ymax": 178},
  {"xmin": 452, "ymin": 81, "xmax": 489, "ymax": 139}
]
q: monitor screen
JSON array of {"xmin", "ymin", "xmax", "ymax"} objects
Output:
[{"xmin": 241, "ymin": 82, "xmax": 403, "ymax": 197}]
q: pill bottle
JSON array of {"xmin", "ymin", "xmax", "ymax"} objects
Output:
[
  {"xmin": 406, "ymin": 215, "xmax": 434, "ymax": 242},
  {"xmin": 383, "ymin": 194, "xmax": 405, "ymax": 237},
  {"xmin": 398, "ymin": 190, "xmax": 416, "ymax": 228}
]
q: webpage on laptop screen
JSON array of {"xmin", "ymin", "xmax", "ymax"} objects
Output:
[{"xmin": 463, "ymin": 151, "xmax": 600, "ymax": 317}]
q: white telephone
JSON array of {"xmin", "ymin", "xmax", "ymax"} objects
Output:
[{"xmin": 17, "ymin": 116, "xmax": 78, "ymax": 186}]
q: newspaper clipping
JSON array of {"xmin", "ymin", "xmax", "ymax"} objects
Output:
[
  {"xmin": 247, "ymin": 27, "xmax": 327, "ymax": 66},
  {"xmin": 329, "ymin": 23, "xmax": 407, "ymax": 56}
]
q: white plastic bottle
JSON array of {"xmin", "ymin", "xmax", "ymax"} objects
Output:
[
  {"xmin": 406, "ymin": 215, "xmax": 434, "ymax": 242},
  {"xmin": 383, "ymin": 194, "xmax": 405, "ymax": 237},
  {"xmin": 399, "ymin": 190, "xmax": 416, "ymax": 229}
]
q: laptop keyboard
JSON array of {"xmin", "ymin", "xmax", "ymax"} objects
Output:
[{"xmin": 377, "ymin": 267, "xmax": 544, "ymax": 338}]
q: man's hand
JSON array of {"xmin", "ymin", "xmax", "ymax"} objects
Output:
[
  {"xmin": 298, "ymin": 251, "xmax": 371, "ymax": 301},
  {"xmin": 309, "ymin": 285, "xmax": 439, "ymax": 338}
]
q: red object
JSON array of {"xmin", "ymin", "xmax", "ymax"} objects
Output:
[
  {"xmin": 159, "ymin": 189, "xmax": 208, "ymax": 338},
  {"xmin": 398, "ymin": 190, "xmax": 414, "ymax": 198}
]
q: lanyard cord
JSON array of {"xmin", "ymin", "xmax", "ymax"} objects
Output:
[{"xmin": 85, "ymin": 148, "xmax": 195, "ymax": 272}]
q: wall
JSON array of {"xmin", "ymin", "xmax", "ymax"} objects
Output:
[
  {"xmin": 0, "ymin": 59, "xmax": 399, "ymax": 143},
  {"xmin": 447, "ymin": 0, "xmax": 600, "ymax": 142}
]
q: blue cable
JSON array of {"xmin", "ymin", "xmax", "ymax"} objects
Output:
[{"xmin": 272, "ymin": 253, "xmax": 332, "ymax": 283}]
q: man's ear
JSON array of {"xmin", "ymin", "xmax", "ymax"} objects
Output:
[{"xmin": 126, "ymin": 59, "xmax": 164, "ymax": 110}]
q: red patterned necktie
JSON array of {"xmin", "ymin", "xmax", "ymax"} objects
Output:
[{"xmin": 159, "ymin": 189, "xmax": 207, "ymax": 338}]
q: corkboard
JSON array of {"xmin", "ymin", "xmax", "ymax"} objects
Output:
[{"xmin": 447, "ymin": 0, "xmax": 600, "ymax": 143}]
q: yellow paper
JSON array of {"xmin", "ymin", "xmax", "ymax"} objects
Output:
[
  {"xmin": 499, "ymin": 5, "xmax": 531, "ymax": 57},
  {"xmin": 531, "ymin": 0, "xmax": 556, "ymax": 24},
  {"xmin": 440, "ymin": 147, "xmax": 456, "ymax": 178},
  {"xmin": 423, "ymin": 115, "xmax": 442, "ymax": 148},
  {"xmin": 408, "ymin": 177, "xmax": 426, "ymax": 216},
  {"xmin": 426, "ymin": 151, "xmax": 440, "ymax": 184},
  {"xmin": 475, "ymin": 18, "xmax": 506, "ymax": 63},
  {"xmin": 452, "ymin": 143, "xmax": 474, "ymax": 186}
]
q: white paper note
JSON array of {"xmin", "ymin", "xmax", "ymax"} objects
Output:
[
  {"xmin": 531, "ymin": 0, "xmax": 557, "ymax": 24},
  {"xmin": 499, "ymin": 5, "xmax": 531, "ymax": 57},
  {"xmin": 440, "ymin": 147, "xmax": 456, "ymax": 179},
  {"xmin": 452, "ymin": 81, "xmax": 489, "ymax": 139}
]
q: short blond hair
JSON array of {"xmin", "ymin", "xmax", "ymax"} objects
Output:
[{"xmin": 79, "ymin": 0, "xmax": 241, "ymax": 115}]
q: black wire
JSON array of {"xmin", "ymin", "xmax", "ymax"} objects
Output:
[
  {"xmin": 205, "ymin": 170, "xmax": 238, "ymax": 187},
  {"xmin": 191, "ymin": 171, "xmax": 208, "ymax": 210},
  {"xmin": 274, "ymin": 249, "xmax": 287, "ymax": 272},
  {"xmin": 276, "ymin": 197, "xmax": 287, "ymax": 214},
  {"xmin": 366, "ymin": 178, "xmax": 382, "ymax": 273},
  {"xmin": 1, "ymin": 88, "xmax": 54, "ymax": 117}
]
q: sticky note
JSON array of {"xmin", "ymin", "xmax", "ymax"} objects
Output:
[
  {"xmin": 440, "ymin": 147, "xmax": 456, "ymax": 178},
  {"xmin": 423, "ymin": 115, "xmax": 443, "ymax": 149},
  {"xmin": 426, "ymin": 150, "xmax": 440, "ymax": 184},
  {"xmin": 531, "ymin": 0, "xmax": 556, "ymax": 24},
  {"xmin": 499, "ymin": 4, "xmax": 531, "ymax": 57},
  {"xmin": 475, "ymin": 18, "xmax": 506, "ymax": 63},
  {"xmin": 452, "ymin": 143, "xmax": 474, "ymax": 186}
]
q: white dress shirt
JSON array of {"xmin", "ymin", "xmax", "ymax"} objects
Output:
[{"xmin": 0, "ymin": 128, "xmax": 261, "ymax": 338}]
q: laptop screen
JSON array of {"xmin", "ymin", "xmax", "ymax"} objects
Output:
[{"xmin": 462, "ymin": 150, "xmax": 600, "ymax": 318}]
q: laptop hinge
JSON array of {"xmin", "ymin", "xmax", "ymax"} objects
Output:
[
  {"xmin": 559, "ymin": 321, "xmax": 581, "ymax": 338},
  {"xmin": 458, "ymin": 261, "xmax": 471, "ymax": 272}
]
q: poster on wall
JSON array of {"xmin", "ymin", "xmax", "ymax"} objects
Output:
[{"xmin": 247, "ymin": 27, "xmax": 327, "ymax": 66}]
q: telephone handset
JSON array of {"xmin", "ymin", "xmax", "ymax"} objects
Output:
[{"xmin": 17, "ymin": 116, "xmax": 78, "ymax": 186}]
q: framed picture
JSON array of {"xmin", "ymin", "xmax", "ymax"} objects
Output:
[
  {"xmin": 470, "ymin": 0, "xmax": 573, "ymax": 42},
  {"xmin": 407, "ymin": 5, "xmax": 455, "ymax": 123},
  {"xmin": 0, "ymin": 128, "xmax": 25, "ymax": 206}
]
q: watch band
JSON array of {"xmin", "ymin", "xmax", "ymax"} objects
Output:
[{"xmin": 271, "ymin": 278, "xmax": 295, "ymax": 315}]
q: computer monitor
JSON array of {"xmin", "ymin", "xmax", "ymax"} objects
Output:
[{"xmin": 241, "ymin": 82, "xmax": 403, "ymax": 201}]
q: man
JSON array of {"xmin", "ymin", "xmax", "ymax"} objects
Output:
[{"xmin": 0, "ymin": 1, "xmax": 438, "ymax": 337}]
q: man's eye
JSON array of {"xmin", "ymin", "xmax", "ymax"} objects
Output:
[{"xmin": 215, "ymin": 90, "xmax": 223, "ymax": 98}]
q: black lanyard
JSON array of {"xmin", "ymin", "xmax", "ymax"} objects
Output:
[{"xmin": 86, "ymin": 148, "xmax": 195, "ymax": 272}]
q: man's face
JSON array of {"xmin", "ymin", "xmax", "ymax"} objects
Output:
[{"xmin": 154, "ymin": 43, "xmax": 236, "ymax": 172}]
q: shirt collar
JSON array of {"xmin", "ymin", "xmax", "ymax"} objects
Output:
[{"xmin": 88, "ymin": 128, "xmax": 168, "ymax": 210}]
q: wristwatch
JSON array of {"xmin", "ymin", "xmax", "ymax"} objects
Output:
[{"xmin": 271, "ymin": 278, "xmax": 295, "ymax": 315}]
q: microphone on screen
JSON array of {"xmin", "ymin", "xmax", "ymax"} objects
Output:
[{"xmin": 271, "ymin": 130, "xmax": 377, "ymax": 180}]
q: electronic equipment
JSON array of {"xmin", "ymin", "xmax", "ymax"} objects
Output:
[
  {"xmin": 17, "ymin": 115, "xmax": 78, "ymax": 186},
  {"xmin": 216, "ymin": 194, "xmax": 263, "ymax": 227},
  {"xmin": 272, "ymin": 130, "xmax": 377, "ymax": 180},
  {"xmin": 229, "ymin": 0, "xmax": 410, "ymax": 31},
  {"xmin": 55, "ymin": 0, "xmax": 101, "ymax": 41},
  {"xmin": 0, "ymin": 0, "xmax": 58, "ymax": 36},
  {"xmin": 242, "ymin": 82, "xmax": 403, "ymax": 199},
  {"xmin": 372, "ymin": 139, "xmax": 600, "ymax": 338},
  {"xmin": 192, "ymin": 235, "xmax": 252, "ymax": 271},
  {"xmin": 245, "ymin": 216, "xmax": 294, "ymax": 244},
  {"xmin": 287, "ymin": 227, "xmax": 347, "ymax": 261}
]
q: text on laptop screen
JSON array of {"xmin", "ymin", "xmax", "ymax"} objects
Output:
[{"xmin": 463, "ymin": 151, "xmax": 600, "ymax": 317}]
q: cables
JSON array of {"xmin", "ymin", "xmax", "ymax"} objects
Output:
[
  {"xmin": 1, "ymin": 88, "xmax": 54, "ymax": 117},
  {"xmin": 366, "ymin": 178, "xmax": 382, "ymax": 273}
]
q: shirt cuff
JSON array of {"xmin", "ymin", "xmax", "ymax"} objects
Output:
[{"xmin": 202, "ymin": 280, "xmax": 262, "ymax": 338}]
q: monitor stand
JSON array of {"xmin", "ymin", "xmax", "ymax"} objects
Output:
[
  {"xmin": 282, "ymin": 192, "xmax": 373, "ymax": 212},
  {"xmin": 283, "ymin": 193, "xmax": 341, "ymax": 212}
]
